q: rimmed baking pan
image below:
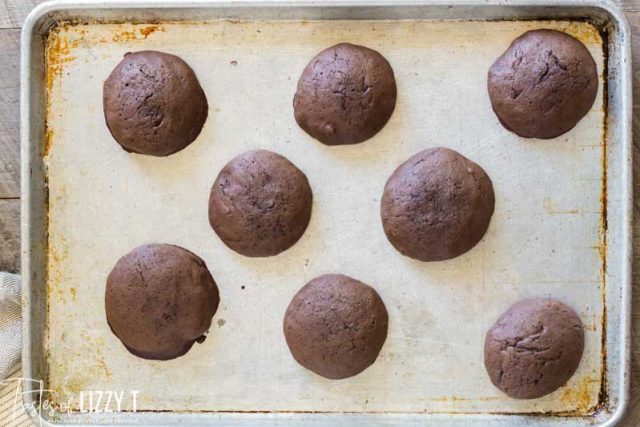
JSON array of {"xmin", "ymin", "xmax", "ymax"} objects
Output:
[{"xmin": 21, "ymin": 0, "xmax": 631, "ymax": 425}]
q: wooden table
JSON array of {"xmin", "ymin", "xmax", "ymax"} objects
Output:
[{"xmin": 0, "ymin": 0, "xmax": 637, "ymax": 424}]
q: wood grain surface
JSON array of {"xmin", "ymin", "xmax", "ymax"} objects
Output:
[{"xmin": 0, "ymin": 0, "xmax": 637, "ymax": 425}]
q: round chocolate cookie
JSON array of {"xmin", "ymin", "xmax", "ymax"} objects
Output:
[
  {"xmin": 484, "ymin": 298, "xmax": 585, "ymax": 399},
  {"xmin": 488, "ymin": 29, "xmax": 598, "ymax": 139},
  {"xmin": 105, "ymin": 244, "xmax": 220, "ymax": 360},
  {"xmin": 380, "ymin": 147, "xmax": 495, "ymax": 262},
  {"xmin": 208, "ymin": 149, "xmax": 313, "ymax": 257},
  {"xmin": 103, "ymin": 51, "xmax": 208, "ymax": 156},
  {"xmin": 283, "ymin": 274, "xmax": 388, "ymax": 379},
  {"xmin": 293, "ymin": 43, "xmax": 397, "ymax": 145}
]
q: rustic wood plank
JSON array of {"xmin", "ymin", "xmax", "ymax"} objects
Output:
[
  {"xmin": 622, "ymin": 5, "xmax": 640, "ymax": 426},
  {"xmin": 623, "ymin": 0, "xmax": 640, "ymax": 13},
  {"xmin": 632, "ymin": 22, "xmax": 640, "ymax": 109},
  {"xmin": 622, "ymin": 109, "xmax": 640, "ymax": 425},
  {"xmin": 0, "ymin": 199, "xmax": 19, "ymax": 273},
  {"xmin": 0, "ymin": 0, "xmax": 42, "ymax": 29},
  {"xmin": 0, "ymin": 29, "xmax": 20, "ymax": 199}
]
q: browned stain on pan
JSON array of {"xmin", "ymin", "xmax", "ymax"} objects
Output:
[
  {"xmin": 46, "ymin": 233, "xmax": 68, "ymax": 304},
  {"xmin": 560, "ymin": 376, "xmax": 602, "ymax": 413},
  {"xmin": 594, "ymin": 22, "xmax": 610, "ymax": 416},
  {"xmin": 556, "ymin": 21, "xmax": 604, "ymax": 45},
  {"xmin": 487, "ymin": 18, "xmax": 604, "ymax": 46},
  {"xmin": 45, "ymin": 26, "xmax": 76, "ymax": 157},
  {"xmin": 139, "ymin": 25, "xmax": 163, "ymax": 38},
  {"xmin": 44, "ymin": 128, "xmax": 54, "ymax": 158},
  {"xmin": 429, "ymin": 376, "xmax": 600, "ymax": 414},
  {"xmin": 111, "ymin": 24, "xmax": 165, "ymax": 42}
]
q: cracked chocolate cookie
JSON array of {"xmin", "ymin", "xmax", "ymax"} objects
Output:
[
  {"xmin": 488, "ymin": 29, "xmax": 598, "ymax": 139},
  {"xmin": 293, "ymin": 43, "xmax": 397, "ymax": 145},
  {"xmin": 103, "ymin": 51, "xmax": 208, "ymax": 156},
  {"xmin": 380, "ymin": 147, "xmax": 495, "ymax": 262},
  {"xmin": 105, "ymin": 243, "xmax": 220, "ymax": 360},
  {"xmin": 283, "ymin": 274, "xmax": 388, "ymax": 379},
  {"xmin": 208, "ymin": 149, "xmax": 313, "ymax": 257},
  {"xmin": 484, "ymin": 298, "xmax": 585, "ymax": 399}
]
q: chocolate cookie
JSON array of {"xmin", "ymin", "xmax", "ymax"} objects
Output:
[
  {"xmin": 488, "ymin": 29, "xmax": 598, "ymax": 139},
  {"xmin": 105, "ymin": 244, "xmax": 220, "ymax": 360},
  {"xmin": 484, "ymin": 298, "xmax": 585, "ymax": 399},
  {"xmin": 103, "ymin": 51, "xmax": 208, "ymax": 156},
  {"xmin": 283, "ymin": 274, "xmax": 388, "ymax": 379},
  {"xmin": 208, "ymin": 149, "xmax": 313, "ymax": 257},
  {"xmin": 293, "ymin": 43, "xmax": 397, "ymax": 145},
  {"xmin": 380, "ymin": 147, "xmax": 495, "ymax": 262}
]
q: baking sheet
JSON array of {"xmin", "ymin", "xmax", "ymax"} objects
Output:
[{"xmin": 44, "ymin": 19, "xmax": 606, "ymax": 415}]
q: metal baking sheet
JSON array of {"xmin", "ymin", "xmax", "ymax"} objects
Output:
[{"xmin": 20, "ymin": 1, "xmax": 632, "ymax": 426}]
